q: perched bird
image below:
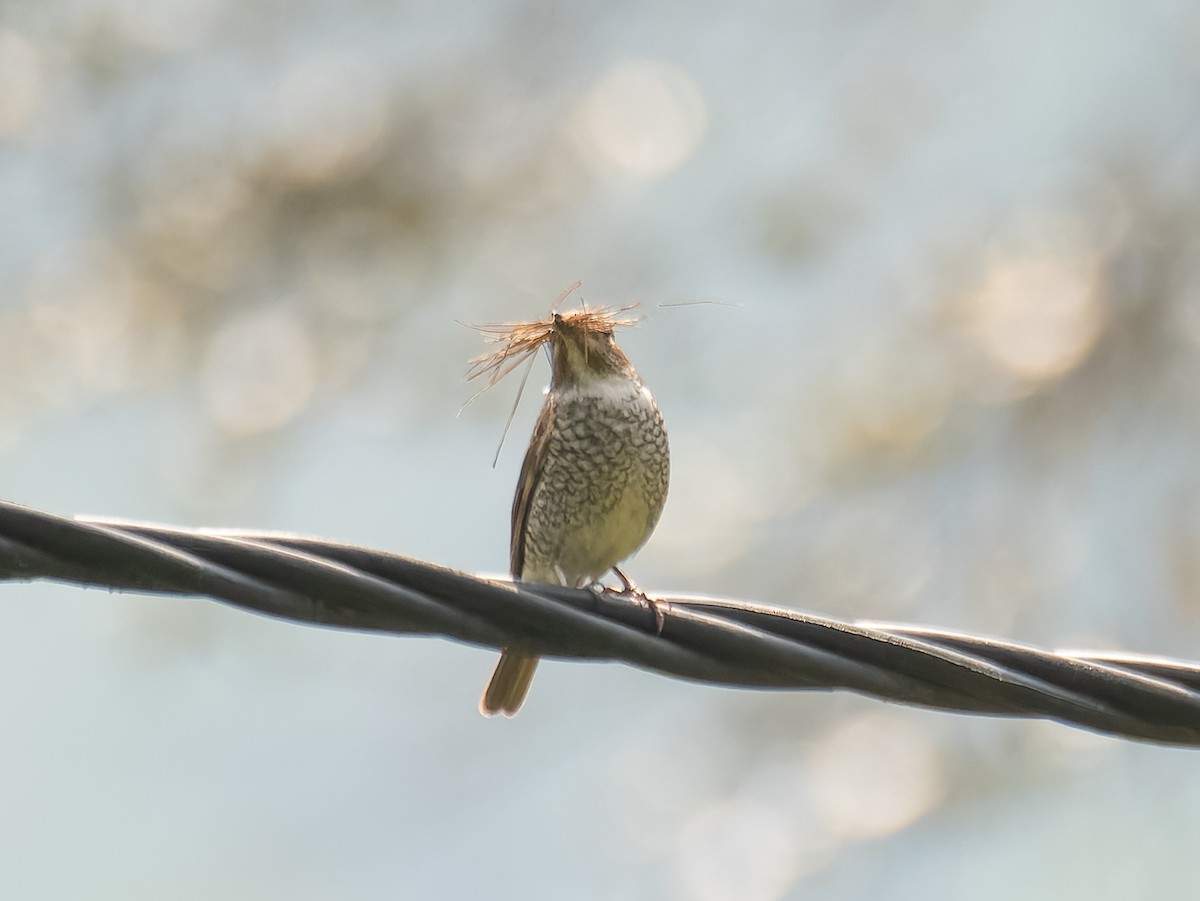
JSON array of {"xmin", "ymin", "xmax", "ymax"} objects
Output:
[{"xmin": 469, "ymin": 301, "xmax": 670, "ymax": 716}]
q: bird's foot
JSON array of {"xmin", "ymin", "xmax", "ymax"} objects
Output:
[{"xmin": 609, "ymin": 566, "xmax": 665, "ymax": 635}]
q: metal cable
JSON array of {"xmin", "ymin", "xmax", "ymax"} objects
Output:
[{"xmin": 0, "ymin": 498, "xmax": 1197, "ymax": 746}]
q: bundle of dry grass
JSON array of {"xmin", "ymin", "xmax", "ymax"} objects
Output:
[{"xmin": 467, "ymin": 287, "xmax": 641, "ymax": 388}]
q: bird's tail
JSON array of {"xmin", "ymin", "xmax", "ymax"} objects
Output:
[{"xmin": 480, "ymin": 651, "xmax": 539, "ymax": 717}]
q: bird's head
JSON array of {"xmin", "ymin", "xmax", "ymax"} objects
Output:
[{"xmin": 548, "ymin": 310, "xmax": 638, "ymax": 387}]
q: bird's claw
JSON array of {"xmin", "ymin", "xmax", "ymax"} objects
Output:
[{"xmin": 608, "ymin": 566, "xmax": 666, "ymax": 635}]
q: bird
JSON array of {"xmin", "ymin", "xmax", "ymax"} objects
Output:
[{"xmin": 470, "ymin": 304, "xmax": 670, "ymax": 716}]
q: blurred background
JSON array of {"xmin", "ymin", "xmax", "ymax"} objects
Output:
[{"xmin": 2, "ymin": 0, "xmax": 1200, "ymax": 897}]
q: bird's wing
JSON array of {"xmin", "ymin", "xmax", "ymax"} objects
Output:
[{"xmin": 510, "ymin": 394, "xmax": 556, "ymax": 579}]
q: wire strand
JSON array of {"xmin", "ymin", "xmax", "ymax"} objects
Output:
[{"xmin": 0, "ymin": 499, "xmax": 1197, "ymax": 746}]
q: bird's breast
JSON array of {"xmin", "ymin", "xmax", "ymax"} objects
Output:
[{"xmin": 520, "ymin": 375, "xmax": 670, "ymax": 586}]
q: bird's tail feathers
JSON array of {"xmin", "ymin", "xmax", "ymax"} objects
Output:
[{"xmin": 480, "ymin": 651, "xmax": 539, "ymax": 717}]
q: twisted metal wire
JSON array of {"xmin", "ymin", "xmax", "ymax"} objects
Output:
[{"xmin": 0, "ymin": 499, "xmax": 1197, "ymax": 746}]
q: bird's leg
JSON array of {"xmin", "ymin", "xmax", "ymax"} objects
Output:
[
  {"xmin": 612, "ymin": 565, "xmax": 637, "ymax": 594},
  {"xmin": 611, "ymin": 566, "xmax": 666, "ymax": 635}
]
